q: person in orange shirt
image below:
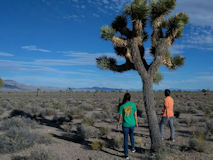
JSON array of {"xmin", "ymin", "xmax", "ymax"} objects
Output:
[{"xmin": 160, "ymin": 89, "xmax": 175, "ymax": 142}]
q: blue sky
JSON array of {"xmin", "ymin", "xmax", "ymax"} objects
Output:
[{"xmin": 0, "ymin": 0, "xmax": 213, "ymax": 90}]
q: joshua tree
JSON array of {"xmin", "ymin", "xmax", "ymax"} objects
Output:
[
  {"xmin": 201, "ymin": 89, "xmax": 208, "ymax": 96},
  {"xmin": 96, "ymin": 0, "xmax": 188, "ymax": 151},
  {"xmin": 0, "ymin": 78, "xmax": 4, "ymax": 87},
  {"xmin": 37, "ymin": 88, "xmax": 41, "ymax": 97}
]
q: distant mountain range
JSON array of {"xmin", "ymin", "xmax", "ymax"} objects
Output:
[
  {"xmin": 0, "ymin": 80, "xmax": 61, "ymax": 92},
  {"xmin": 0, "ymin": 80, "xmax": 203, "ymax": 92},
  {"xmin": 0, "ymin": 80, "xmax": 126, "ymax": 92},
  {"xmin": 72, "ymin": 87, "xmax": 124, "ymax": 92}
]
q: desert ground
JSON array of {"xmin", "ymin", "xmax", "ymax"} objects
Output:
[{"xmin": 0, "ymin": 90, "xmax": 212, "ymax": 160}]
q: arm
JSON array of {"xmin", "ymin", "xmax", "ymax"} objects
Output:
[
  {"xmin": 117, "ymin": 114, "xmax": 122, "ymax": 129},
  {"xmin": 134, "ymin": 111, "xmax": 138, "ymax": 128}
]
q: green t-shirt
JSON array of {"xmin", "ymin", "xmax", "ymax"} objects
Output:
[{"xmin": 118, "ymin": 101, "xmax": 137, "ymax": 127}]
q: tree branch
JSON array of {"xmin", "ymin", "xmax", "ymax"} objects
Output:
[
  {"xmin": 129, "ymin": 38, "xmax": 148, "ymax": 78},
  {"xmin": 112, "ymin": 36, "xmax": 127, "ymax": 48},
  {"xmin": 96, "ymin": 56, "xmax": 135, "ymax": 73},
  {"xmin": 148, "ymin": 39, "xmax": 169, "ymax": 76}
]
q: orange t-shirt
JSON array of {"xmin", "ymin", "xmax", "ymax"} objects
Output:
[{"xmin": 163, "ymin": 96, "xmax": 174, "ymax": 117}]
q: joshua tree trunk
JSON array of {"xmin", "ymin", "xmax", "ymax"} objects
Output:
[
  {"xmin": 97, "ymin": 0, "xmax": 188, "ymax": 152},
  {"xmin": 142, "ymin": 77, "xmax": 161, "ymax": 151}
]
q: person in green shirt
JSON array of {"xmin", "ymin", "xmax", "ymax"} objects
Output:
[{"xmin": 117, "ymin": 92, "xmax": 138, "ymax": 159}]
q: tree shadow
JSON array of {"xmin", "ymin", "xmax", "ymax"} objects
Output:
[
  {"xmin": 176, "ymin": 129, "xmax": 193, "ymax": 137},
  {"xmin": 51, "ymin": 133, "xmax": 91, "ymax": 149},
  {"xmin": 9, "ymin": 109, "xmax": 70, "ymax": 131}
]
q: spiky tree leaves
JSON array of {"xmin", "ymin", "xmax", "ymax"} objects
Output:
[
  {"xmin": 96, "ymin": 0, "xmax": 188, "ymax": 152},
  {"xmin": 150, "ymin": 0, "xmax": 176, "ymax": 22},
  {"xmin": 163, "ymin": 12, "xmax": 189, "ymax": 39},
  {"xmin": 125, "ymin": 0, "xmax": 149, "ymax": 22},
  {"xmin": 171, "ymin": 55, "xmax": 185, "ymax": 69},
  {"xmin": 101, "ymin": 26, "xmax": 115, "ymax": 40},
  {"xmin": 96, "ymin": 56, "xmax": 134, "ymax": 73},
  {"xmin": 153, "ymin": 72, "xmax": 163, "ymax": 84}
]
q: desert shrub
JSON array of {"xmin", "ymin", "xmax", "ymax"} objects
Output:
[
  {"xmin": 91, "ymin": 112, "xmax": 108, "ymax": 121},
  {"xmin": 62, "ymin": 122, "xmax": 73, "ymax": 133},
  {"xmin": 189, "ymin": 128, "xmax": 208, "ymax": 152},
  {"xmin": 204, "ymin": 106, "xmax": 213, "ymax": 119},
  {"xmin": 189, "ymin": 137, "xmax": 207, "ymax": 152},
  {"xmin": 27, "ymin": 147, "xmax": 61, "ymax": 160},
  {"xmin": 77, "ymin": 124, "xmax": 99, "ymax": 140},
  {"xmin": 91, "ymin": 112, "xmax": 103, "ymax": 120},
  {"xmin": 205, "ymin": 119, "xmax": 213, "ymax": 135},
  {"xmin": 0, "ymin": 116, "xmax": 37, "ymax": 130},
  {"xmin": 24, "ymin": 106, "xmax": 42, "ymax": 117},
  {"xmin": 64, "ymin": 111, "xmax": 73, "ymax": 121},
  {"xmin": 12, "ymin": 147, "xmax": 61, "ymax": 160},
  {"xmin": 71, "ymin": 108, "xmax": 84, "ymax": 118},
  {"xmin": 91, "ymin": 140, "xmax": 106, "ymax": 150},
  {"xmin": 108, "ymin": 135, "xmax": 123, "ymax": 149},
  {"xmin": 180, "ymin": 117, "xmax": 197, "ymax": 127},
  {"xmin": 0, "ymin": 127, "xmax": 50, "ymax": 153},
  {"xmin": 80, "ymin": 102, "xmax": 93, "ymax": 111},
  {"xmin": 82, "ymin": 116, "xmax": 95, "ymax": 126},
  {"xmin": 52, "ymin": 115, "xmax": 69, "ymax": 125},
  {"xmin": 0, "ymin": 108, "xmax": 4, "ymax": 115},
  {"xmin": 99, "ymin": 127, "xmax": 110, "ymax": 137},
  {"xmin": 52, "ymin": 102, "xmax": 65, "ymax": 110},
  {"xmin": 40, "ymin": 108, "xmax": 56, "ymax": 116},
  {"xmin": 0, "ymin": 100, "xmax": 13, "ymax": 110},
  {"xmin": 135, "ymin": 137, "xmax": 143, "ymax": 146}
]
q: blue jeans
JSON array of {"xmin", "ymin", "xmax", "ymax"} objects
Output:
[
  {"xmin": 122, "ymin": 126, "xmax": 135, "ymax": 156},
  {"xmin": 160, "ymin": 116, "xmax": 175, "ymax": 140}
]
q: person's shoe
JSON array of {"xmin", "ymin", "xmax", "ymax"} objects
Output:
[
  {"xmin": 170, "ymin": 138, "xmax": 175, "ymax": 142},
  {"xmin": 131, "ymin": 148, "xmax": 136, "ymax": 153},
  {"xmin": 125, "ymin": 156, "xmax": 129, "ymax": 159}
]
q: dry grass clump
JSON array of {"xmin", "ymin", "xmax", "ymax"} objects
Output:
[
  {"xmin": 135, "ymin": 137, "xmax": 143, "ymax": 146},
  {"xmin": 91, "ymin": 140, "xmax": 106, "ymax": 150},
  {"xmin": 82, "ymin": 116, "xmax": 95, "ymax": 126},
  {"xmin": 108, "ymin": 135, "xmax": 123, "ymax": 149}
]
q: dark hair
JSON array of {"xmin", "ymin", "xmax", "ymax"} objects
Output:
[
  {"xmin": 122, "ymin": 92, "xmax": 131, "ymax": 104},
  {"xmin": 165, "ymin": 89, "xmax": 171, "ymax": 97}
]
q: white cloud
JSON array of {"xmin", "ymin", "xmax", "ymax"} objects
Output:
[
  {"xmin": 92, "ymin": 13, "xmax": 100, "ymax": 18},
  {"xmin": 175, "ymin": 0, "xmax": 213, "ymax": 27},
  {"xmin": 0, "ymin": 52, "xmax": 13, "ymax": 57},
  {"xmin": 21, "ymin": 45, "xmax": 51, "ymax": 53},
  {"xmin": 0, "ymin": 59, "xmax": 93, "ymax": 76}
]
